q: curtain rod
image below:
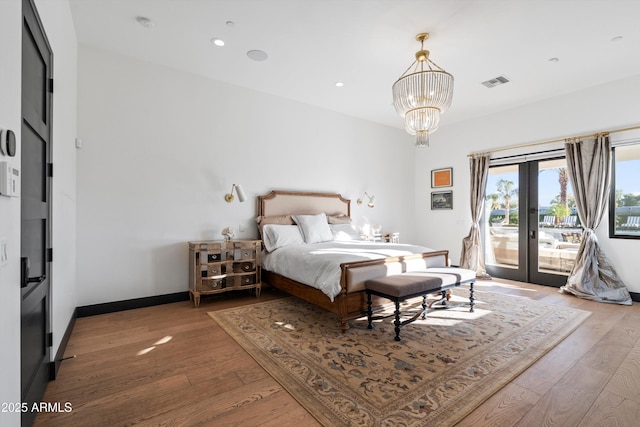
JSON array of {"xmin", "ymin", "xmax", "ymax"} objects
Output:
[{"xmin": 468, "ymin": 124, "xmax": 640, "ymax": 157}]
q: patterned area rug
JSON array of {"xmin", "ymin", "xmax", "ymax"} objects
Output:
[{"xmin": 208, "ymin": 289, "xmax": 590, "ymax": 426}]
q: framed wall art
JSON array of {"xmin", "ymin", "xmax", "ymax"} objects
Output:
[
  {"xmin": 431, "ymin": 191, "xmax": 453, "ymax": 210},
  {"xmin": 431, "ymin": 167, "xmax": 453, "ymax": 188}
]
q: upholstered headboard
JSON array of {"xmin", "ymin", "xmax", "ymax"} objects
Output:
[{"xmin": 257, "ymin": 190, "xmax": 350, "ymax": 218}]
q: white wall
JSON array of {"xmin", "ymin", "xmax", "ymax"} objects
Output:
[
  {"xmin": 0, "ymin": 1, "xmax": 24, "ymax": 424},
  {"xmin": 416, "ymin": 74, "xmax": 640, "ymax": 293},
  {"xmin": 0, "ymin": 1, "xmax": 77, "ymax": 423},
  {"xmin": 76, "ymin": 46, "xmax": 415, "ymax": 306}
]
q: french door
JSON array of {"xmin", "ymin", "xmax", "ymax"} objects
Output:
[
  {"xmin": 484, "ymin": 157, "xmax": 581, "ymax": 287},
  {"xmin": 21, "ymin": 0, "xmax": 53, "ymax": 425}
]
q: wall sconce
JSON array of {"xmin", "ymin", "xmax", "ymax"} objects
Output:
[
  {"xmin": 357, "ymin": 192, "xmax": 375, "ymax": 208},
  {"xmin": 224, "ymin": 184, "xmax": 247, "ymax": 203}
]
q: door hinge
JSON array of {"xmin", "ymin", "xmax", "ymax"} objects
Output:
[
  {"xmin": 47, "ymin": 332, "xmax": 53, "ymax": 347},
  {"xmin": 47, "ymin": 248, "xmax": 53, "ymax": 262},
  {"xmin": 48, "ymin": 78, "xmax": 54, "ymax": 93},
  {"xmin": 47, "ymin": 163, "xmax": 53, "ymax": 178}
]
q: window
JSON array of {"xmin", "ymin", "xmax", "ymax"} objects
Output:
[{"xmin": 610, "ymin": 143, "xmax": 640, "ymax": 238}]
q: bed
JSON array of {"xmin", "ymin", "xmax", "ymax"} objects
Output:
[{"xmin": 257, "ymin": 190, "xmax": 449, "ymax": 331}]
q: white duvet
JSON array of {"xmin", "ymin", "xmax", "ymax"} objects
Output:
[{"xmin": 262, "ymin": 241, "xmax": 432, "ymax": 300}]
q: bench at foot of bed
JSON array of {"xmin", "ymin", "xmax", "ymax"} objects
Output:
[{"xmin": 365, "ymin": 267, "xmax": 476, "ymax": 341}]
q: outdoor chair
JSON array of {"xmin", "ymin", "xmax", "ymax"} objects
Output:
[
  {"xmin": 559, "ymin": 216, "xmax": 577, "ymax": 227},
  {"xmin": 540, "ymin": 215, "xmax": 555, "ymax": 227},
  {"xmin": 621, "ymin": 216, "xmax": 640, "ymax": 229}
]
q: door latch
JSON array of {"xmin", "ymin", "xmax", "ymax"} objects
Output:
[{"xmin": 20, "ymin": 257, "xmax": 46, "ymax": 288}]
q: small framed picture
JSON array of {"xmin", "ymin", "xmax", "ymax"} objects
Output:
[
  {"xmin": 431, "ymin": 191, "xmax": 453, "ymax": 210},
  {"xmin": 431, "ymin": 167, "xmax": 453, "ymax": 188}
]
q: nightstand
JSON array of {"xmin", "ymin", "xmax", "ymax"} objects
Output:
[
  {"xmin": 188, "ymin": 239, "xmax": 261, "ymax": 307},
  {"xmin": 383, "ymin": 232, "xmax": 400, "ymax": 243}
]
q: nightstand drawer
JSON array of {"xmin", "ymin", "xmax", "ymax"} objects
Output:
[
  {"xmin": 196, "ymin": 250, "xmax": 225, "ymax": 262},
  {"xmin": 232, "ymin": 261, "xmax": 255, "ymax": 273},
  {"xmin": 231, "ymin": 248, "xmax": 255, "ymax": 260},
  {"xmin": 239, "ymin": 274, "xmax": 257, "ymax": 286},
  {"xmin": 201, "ymin": 277, "xmax": 226, "ymax": 292},
  {"xmin": 201, "ymin": 262, "xmax": 227, "ymax": 277},
  {"xmin": 206, "ymin": 252, "xmax": 224, "ymax": 262},
  {"xmin": 193, "ymin": 242, "xmax": 225, "ymax": 263},
  {"xmin": 242, "ymin": 249, "xmax": 256, "ymax": 259}
]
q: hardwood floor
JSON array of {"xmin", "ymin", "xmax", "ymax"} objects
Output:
[{"xmin": 35, "ymin": 280, "xmax": 640, "ymax": 426}]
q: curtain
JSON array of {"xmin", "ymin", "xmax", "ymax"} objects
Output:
[
  {"xmin": 560, "ymin": 135, "xmax": 631, "ymax": 305},
  {"xmin": 460, "ymin": 154, "xmax": 492, "ymax": 279}
]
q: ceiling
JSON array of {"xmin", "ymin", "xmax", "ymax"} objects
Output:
[{"xmin": 68, "ymin": 0, "xmax": 640, "ymax": 130}]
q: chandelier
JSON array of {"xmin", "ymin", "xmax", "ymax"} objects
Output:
[{"xmin": 392, "ymin": 33, "xmax": 454, "ymax": 147}]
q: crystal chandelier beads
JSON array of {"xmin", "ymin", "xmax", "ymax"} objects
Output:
[{"xmin": 392, "ymin": 33, "xmax": 454, "ymax": 147}]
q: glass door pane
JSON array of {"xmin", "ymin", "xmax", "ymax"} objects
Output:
[
  {"xmin": 536, "ymin": 159, "xmax": 581, "ymax": 277},
  {"xmin": 485, "ymin": 164, "xmax": 524, "ymax": 281}
]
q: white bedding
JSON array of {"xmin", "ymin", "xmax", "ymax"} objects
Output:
[{"xmin": 262, "ymin": 241, "xmax": 432, "ymax": 300}]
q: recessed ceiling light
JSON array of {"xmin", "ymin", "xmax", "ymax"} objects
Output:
[
  {"xmin": 611, "ymin": 36, "xmax": 623, "ymax": 42},
  {"xmin": 548, "ymin": 57, "xmax": 560, "ymax": 63},
  {"xmin": 335, "ymin": 82, "xmax": 344, "ymax": 88},
  {"xmin": 247, "ymin": 50, "xmax": 268, "ymax": 61},
  {"xmin": 225, "ymin": 21, "xmax": 235, "ymax": 27},
  {"xmin": 136, "ymin": 16, "xmax": 154, "ymax": 29},
  {"xmin": 211, "ymin": 38, "xmax": 225, "ymax": 47}
]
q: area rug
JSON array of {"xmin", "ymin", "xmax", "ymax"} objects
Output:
[{"xmin": 208, "ymin": 289, "xmax": 590, "ymax": 426}]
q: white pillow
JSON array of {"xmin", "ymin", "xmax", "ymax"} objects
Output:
[
  {"xmin": 263, "ymin": 224, "xmax": 304, "ymax": 252},
  {"xmin": 292, "ymin": 213, "xmax": 334, "ymax": 244},
  {"xmin": 330, "ymin": 224, "xmax": 361, "ymax": 241}
]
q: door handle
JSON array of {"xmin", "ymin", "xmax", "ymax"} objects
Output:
[
  {"xmin": 529, "ymin": 230, "xmax": 536, "ymax": 239},
  {"xmin": 21, "ymin": 257, "xmax": 45, "ymax": 288}
]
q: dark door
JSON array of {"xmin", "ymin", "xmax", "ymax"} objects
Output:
[
  {"xmin": 485, "ymin": 158, "xmax": 577, "ymax": 287},
  {"xmin": 21, "ymin": 0, "xmax": 53, "ymax": 425},
  {"xmin": 484, "ymin": 163, "xmax": 528, "ymax": 282}
]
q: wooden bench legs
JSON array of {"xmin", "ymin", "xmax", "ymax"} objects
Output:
[{"xmin": 366, "ymin": 282, "xmax": 475, "ymax": 341}]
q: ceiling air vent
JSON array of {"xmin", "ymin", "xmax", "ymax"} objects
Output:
[{"xmin": 481, "ymin": 75, "xmax": 510, "ymax": 88}]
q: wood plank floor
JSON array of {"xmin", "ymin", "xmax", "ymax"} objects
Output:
[{"xmin": 34, "ymin": 280, "xmax": 640, "ymax": 426}]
